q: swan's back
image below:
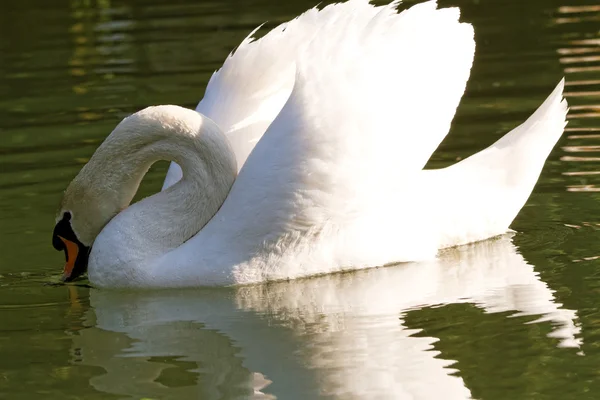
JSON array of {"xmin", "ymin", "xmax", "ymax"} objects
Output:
[
  {"xmin": 166, "ymin": 0, "xmax": 478, "ymax": 284},
  {"xmin": 153, "ymin": 0, "xmax": 566, "ymax": 286}
]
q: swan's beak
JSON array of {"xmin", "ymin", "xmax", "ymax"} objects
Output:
[
  {"xmin": 52, "ymin": 214, "xmax": 90, "ymax": 282},
  {"xmin": 57, "ymin": 236, "xmax": 79, "ymax": 281},
  {"xmin": 53, "ymin": 236, "xmax": 90, "ymax": 282}
]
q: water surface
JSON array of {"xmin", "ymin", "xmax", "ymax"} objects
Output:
[{"xmin": 1, "ymin": 0, "xmax": 600, "ymax": 399}]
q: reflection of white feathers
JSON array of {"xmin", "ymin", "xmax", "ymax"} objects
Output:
[{"xmin": 76, "ymin": 235, "xmax": 580, "ymax": 399}]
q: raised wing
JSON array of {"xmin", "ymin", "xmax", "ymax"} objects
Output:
[
  {"xmin": 196, "ymin": 0, "xmax": 475, "ymax": 273},
  {"xmin": 163, "ymin": 0, "xmax": 383, "ymax": 189},
  {"xmin": 421, "ymin": 79, "xmax": 568, "ymax": 248}
]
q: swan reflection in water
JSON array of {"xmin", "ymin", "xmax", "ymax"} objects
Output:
[{"xmin": 71, "ymin": 235, "xmax": 580, "ymax": 399}]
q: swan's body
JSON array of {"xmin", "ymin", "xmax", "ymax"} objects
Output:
[{"xmin": 55, "ymin": 0, "xmax": 568, "ymax": 288}]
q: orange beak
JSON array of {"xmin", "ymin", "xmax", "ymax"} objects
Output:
[{"xmin": 58, "ymin": 235, "xmax": 79, "ymax": 281}]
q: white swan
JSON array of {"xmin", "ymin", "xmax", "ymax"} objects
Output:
[{"xmin": 52, "ymin": 0, "xmax": 568, "ymax": 288}]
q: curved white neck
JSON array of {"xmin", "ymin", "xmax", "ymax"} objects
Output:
[{"xmin": 82, "ymin": 106, "xmax": 237, "ymax": 281}]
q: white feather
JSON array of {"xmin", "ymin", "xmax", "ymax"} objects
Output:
[
  {"xmin": 422, "ymin": 79, "xmax": 568, "ymax": 247},
  {"xmin": 162, "ymin": 0, "xmax": 384, "ymax": 188},
  {"xmin": 78, "ymin": 0, "xmax": 567, "ymax": 288}
]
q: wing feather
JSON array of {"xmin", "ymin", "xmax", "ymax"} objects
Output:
[
  {"xmin": 162, "ymin": 1, "xmax": 478, "ymax": 282},
  {"xmin": 223, "ymin": 0, "xmax": 475, "ymax": 232},
  {"xmin": 183, "ymin": 1, "xmax": 477, "ymax": 278},
  {"xmin": 163, "ymin": 0, "xmax": 382, "ymax": 188}
]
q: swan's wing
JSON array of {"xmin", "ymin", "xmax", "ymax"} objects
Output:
[
  {"xmin": 422, "ymin": 79, "xmax": 568, "ymax": 247},
  {"xmin": 200, "ymin": 1, "xmax": 475, "ymax": 270},
  {"xmin": 216, "ymin": 0, "xmax": 473, "ymax": 172},
  {"xmin": 163, "ymin": 0, "xmax": 383, "ymax": 189},
  {"xmin": 244, "ymin": 0, "xmax": 473, "ymax": 179}
]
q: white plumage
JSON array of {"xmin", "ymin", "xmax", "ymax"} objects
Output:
[{"xmin": 59, "ymin": 0, "xmax": 567, "ymax": 288}]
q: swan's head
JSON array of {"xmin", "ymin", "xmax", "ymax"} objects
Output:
[
  {"xmin": 52, "ymin": 105, "xmax": 237, "ymax": 282},
  {"xmin": 53, "ymin": 124, "xmax": 141, "ymax": 282},
  {"xmin": 52, "ymin": 211, "xmax": 91, "ymax": 282},
  {"xmin": 53, "ymin": 176, "xmax": 119, "ymax": 282},
  {"xmin": 51, "ymin": 109, "xmax": 161, "ymax": 282}
]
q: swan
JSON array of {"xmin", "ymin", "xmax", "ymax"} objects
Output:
[{"xmin": 52, "ymin": 0, "xmax": 568, "ymax": 288}]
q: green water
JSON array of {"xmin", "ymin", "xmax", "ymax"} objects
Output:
[{"xmin": 1, "ymin": 0, "xmax": 600, "ymax": 398}]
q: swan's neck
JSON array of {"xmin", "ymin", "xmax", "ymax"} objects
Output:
[{"xmin": 74, "ymin": 106, "xmax": 236, "ymax": 275}]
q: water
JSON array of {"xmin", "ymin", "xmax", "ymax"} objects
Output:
[{"xmin": 1, "ymin": 0, "xmax": 599, "ymax": 398}]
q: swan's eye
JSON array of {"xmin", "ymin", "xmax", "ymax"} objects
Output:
[{"xmin": 52, "ymin": 212, "xmax": 73, "ymax": 250}]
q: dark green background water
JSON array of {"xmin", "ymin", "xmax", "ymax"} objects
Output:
[{"xmin": 1, "ymin": 0, "xmax": 599, "ymax": 399}]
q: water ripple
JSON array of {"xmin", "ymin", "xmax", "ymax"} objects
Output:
[{"xmin": 556, "ymin": 3, "xmax": 600, "ymax": 194}]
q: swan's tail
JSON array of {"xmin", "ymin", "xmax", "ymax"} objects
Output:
[{"xmin": 424, "ymin": 79, "xmax": 568, "ymax": 247}]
